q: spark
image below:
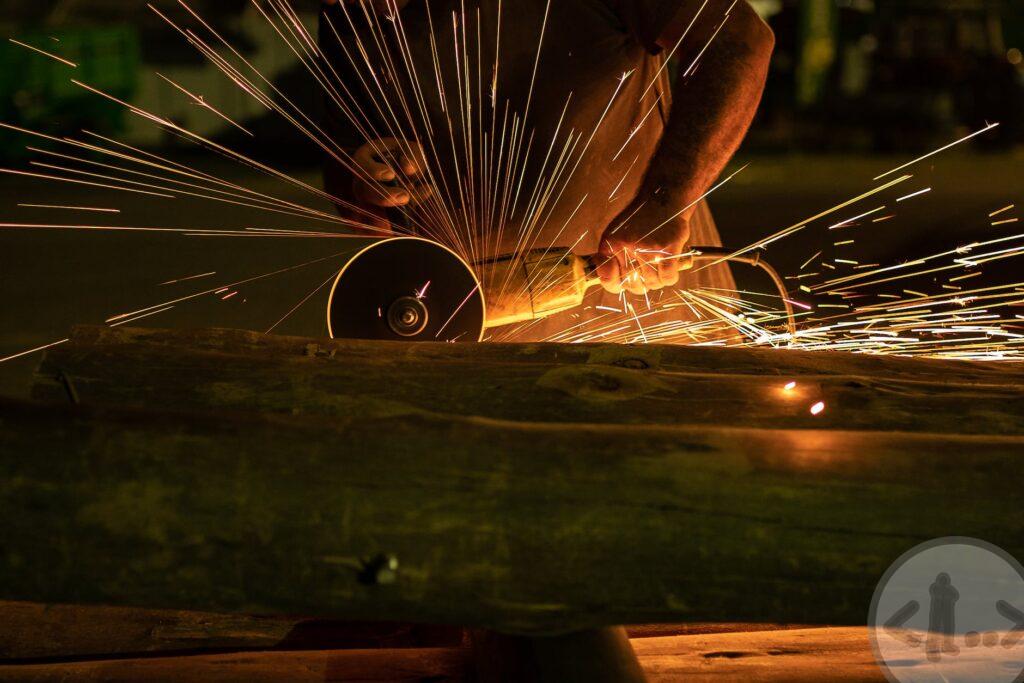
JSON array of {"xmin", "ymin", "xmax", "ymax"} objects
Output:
[
  {"xmin": 783, "ymin": 381, "xmax": 796, "ymax": 391},
  {"xmin": 435, "ymin": 283, "xmax": 481, "ymax": 339},
  {"xmin": 828, "ymin": 205, "xmax": 887, "ymax": 229},
  {"xmin": 680, "ymin": 4, "xmax": 732, "ymax": 79},
  {"xmin": 696, "ymin": 175, "xmax": 912, "ymax": 272},
  {"xmin": 0, "ymin": 221, "xmax": 346, "ymax": 239},
  {"xmin": 0, "ymin": 338, "xmax": 70, "ymax": 364},
  {"xmin": 155, "ymin": 73, "xmax": 254, "ymax": 136},
  {"xmin": 8, "ymin": 38, "xmax": 77, "ymax": 67},
  {"xmin": 1, "ymin": 167, "xmax": 176, "ymax": 199},
  {"xmin": 627, "ymin": 300, "xmax": 648, "ymax": 343},
  {"xmin": 104, "ymin": 249, "xmax": 355, "ymax": 325},
  {"xmin": 896, "ymin": 187, "xmax": 931, "ymax": 202},
  {"xmin": 800, "ymin": 251, "xmax": 821, "ymax": 270},
  {"xmin": 639, "ymin": 0, "xmax": 709, "ymax": 100},
  {"xmin": 874, "ymin": 122, "xmax": 1000, "ymax": 180},
  {"xmin": 265, "ymin": 270, "xmax": 339, "ymax": 334},
  {"xmin": 159, "ymin": 271, "xmax": 216, "ymax": 286},
  {"xmin": 784, "ymin": 298, "xmax": 812, "ymax": 311},
  {"xmin": 990, "ymin": 204, "xmax": 1015, "ymax": 218},
  {"xmin": 109, "ymin": 305, "xmax": 175, "ymax": 327},
  {"xmin": 993, "ymin": 218, "xmax": 1019, "ymax": 226},
  {"xmin": 607, "ymin": 154, "xmax": 640, "ymax": 199},
  {"xmin": 18, "ymin": 203, "xmax": 120, "ymax": 213}
]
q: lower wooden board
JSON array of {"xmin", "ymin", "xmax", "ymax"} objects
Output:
[
  {"xmin": 0, "ymin": 627, "xmax": 886, "ymax": 682},
  {"xmin": 0, "ymin": 601, "xmax": 801, "ymax": 662}
]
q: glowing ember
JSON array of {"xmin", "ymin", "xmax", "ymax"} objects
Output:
[{"xmin": 810, "ymin": 401, "xmax": 826, "ymax": 416}]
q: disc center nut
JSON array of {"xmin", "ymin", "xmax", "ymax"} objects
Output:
[{"xmin": 387, "ymin": 296, "xmax": 429, "ymax": 337}]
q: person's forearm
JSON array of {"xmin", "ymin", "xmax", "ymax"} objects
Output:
[{"xmin": 640, "ymin": 1, "xmax": 773, "ymax": 217}]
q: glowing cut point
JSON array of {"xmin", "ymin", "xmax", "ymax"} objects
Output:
[
  {"xmin": 810, "ymin": 401, "xmax": 826, "ymax": 416},
  {"xmin": 784, "ymin": 381, "xmax": 797, "ymax": 391}
]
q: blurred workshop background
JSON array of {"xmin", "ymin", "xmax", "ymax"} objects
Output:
[
  {"xmin": 4, "ymin": 1, "xmax": 1022, "ymax": 159},
  {"xmin": 1, "ymin": 0, "xmax": 1022, "ymax": 393}
]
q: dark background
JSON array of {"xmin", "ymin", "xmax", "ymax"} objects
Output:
[{"xmin": 1, "ymin": 0, "xmax": 1022, "ymax": 395}]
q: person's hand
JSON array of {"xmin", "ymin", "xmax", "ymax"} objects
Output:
[
  {"xmin": 351, "ymin": 137, "xmax": 431, "ymax": 210},
  {"xmin": 596, "ymin": 200, "xmax": 692, "ymax": 295}
]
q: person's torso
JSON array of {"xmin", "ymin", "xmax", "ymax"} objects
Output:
[{"xmin": 322, "ymin": 0, "xmax": 672, "ymax": 254}]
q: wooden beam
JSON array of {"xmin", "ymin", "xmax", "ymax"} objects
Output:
[
  {"xmin": 30, "ymin": 327, "xmax": 1024, "ymax": 435},
  {"xmin": 1, "ymin": 394, "xmax": 1021, "ymax": 635},
  {"xmin": 0, "ymin": 627, "xmax": 887, "ymax": 682}
]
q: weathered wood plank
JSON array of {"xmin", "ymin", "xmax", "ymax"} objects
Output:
[
  {"xmin": 0, "ymin": 602, "xmax": 462, "ymax": 661},
  {"xmin": 0, "ymin": 627, "xmax": 885, "ymax": 682},
  {"xmin": 0, "ymin": 601, "xmax": 801, "ymax": 662},
  {"xmin": 31, "ymin": 326, "xmax": 1024, "ymax": 435},
  {"xmin": 42, "ymin": 325, "xmax": 1024, "ymax": 384},
  {"xmin": 0, "ymin": 647, "xmax": 467, "ymax": 682},
  {"xmin": 635, "ymin": 627, "xmax": 884, "ymax": 682},
  {"xmin": 0, "ymin": 602, "xmax": 291, "ymax": 661},
  {"xmin": 1, "ymin": 398, "xmax": 1021, "ymax": 635}
]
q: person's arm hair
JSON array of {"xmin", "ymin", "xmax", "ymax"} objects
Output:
[{"xmin": 641, "ymin": 1, "xmax": 773, "ymax": 218}]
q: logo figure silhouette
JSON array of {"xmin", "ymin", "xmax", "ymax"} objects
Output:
[{"xmin": 926, "ymin": 572, "xmax": 960, "ymax": 661}]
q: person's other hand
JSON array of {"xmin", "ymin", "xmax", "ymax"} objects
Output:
[
  {"xmin": 596, "ymin": 201, "xmax": 692, "ymax": 295},
  {"xmin": 351, "ymin": 137, "xmax": 431, "ymax": 209}
]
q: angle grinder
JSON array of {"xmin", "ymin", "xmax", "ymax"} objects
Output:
[{"xmin": 325, "ymin": 236, "xmax": 794, "ymax": 342}]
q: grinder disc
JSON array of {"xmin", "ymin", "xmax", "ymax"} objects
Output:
[{"xmin": 327, "ymin": 237, "xmax": 485, "ymax": 342}]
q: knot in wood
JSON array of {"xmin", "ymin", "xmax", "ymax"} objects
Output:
[
  {"xmin": 536, "ymin": 365, "xmax": 670, "ymax": 402},
  {"xmin": 585, "ymin": 371, "xmax": 622, "ymax": 393}
]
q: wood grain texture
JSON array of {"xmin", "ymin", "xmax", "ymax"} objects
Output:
[
  {"xmin": 0, "ymin": 601, "xmax": 290, "ymax": 661},
  {"xmin": 0, "ymin": 600, "xmax": 801, "ymax": 662},
  {"xmin": 0, "ymin": 601, "xmax": 465, "ymax": 661},
  {"xmin": 31, "ymin": 326, "xmax": 1024, "ymax": 435},
  {"xmin": 0, "ymin": 627, "xmax": 886, "ymax": 682},
  {"xmin": 0, "ymin": 647, "xmax": 467, "ymax": 682},
  {"xmin": 2, "ymin": 395, "xmax": 1022, "ymax": 635}
]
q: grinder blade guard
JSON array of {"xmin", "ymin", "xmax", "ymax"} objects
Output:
[{"xmin": 326, "ymin": 237, "xmax": 485, "ymax": 342}]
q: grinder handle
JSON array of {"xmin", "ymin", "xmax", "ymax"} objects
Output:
[
  {"xmin": 584, "ymin": 248, "xmax": 795, "ymax": 336},
  {"xmin": 480, "ymin": 246, "xmax": 795, "ymax": 337},
  {"xmin": 579, "ymin": 251, "xmax": 697, "ymax": 289}
]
